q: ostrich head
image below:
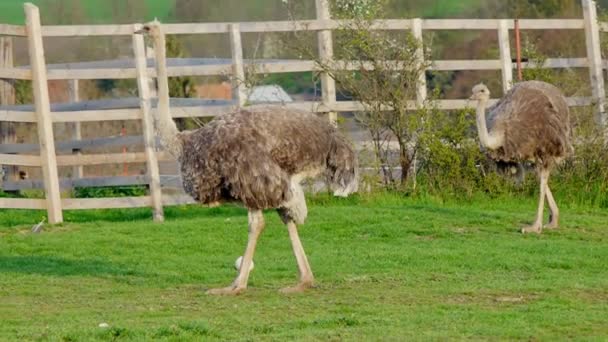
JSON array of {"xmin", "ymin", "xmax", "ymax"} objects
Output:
[{"xmin": 470, "ymin": 83, "xmax": 491, "ymax": 101}]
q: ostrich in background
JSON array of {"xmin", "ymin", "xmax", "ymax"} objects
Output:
[
  {"xmin": 470, "ymin": 81, "xmax": 572, "ymax": 234},
  {"xmin": 143, "ymin": 23, "xmax": 358, "ymax": 295}
]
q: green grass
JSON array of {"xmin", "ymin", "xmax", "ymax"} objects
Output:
[{"xmin": 1, "ymin": 193, "xmax": 607, "ymax": 340}]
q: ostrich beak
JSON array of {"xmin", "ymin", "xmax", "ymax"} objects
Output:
[{"xmin": 133, "ymin": 26, "xmax": 150, "ymax": 35}]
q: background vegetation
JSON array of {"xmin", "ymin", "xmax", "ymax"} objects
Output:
[{"xmin": 1, "ymin": 0, "xmax": 606, "ymax": 207}]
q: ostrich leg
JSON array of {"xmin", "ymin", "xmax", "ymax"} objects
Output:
[
  {"xmin": 522, "ymin": 169, "xmax": 549, "ymax": 234},
  {"xmin": 280, "ymin": 220, "xmax": 315, "ymax": 293},
  {"xmin": 544, "ymin": 182, "xmax": 559, "ymax": 229},
  {"xmin": 207, "ymin": 210, "xmax": 265, "ymax": 295},
  {"xmin": 278, "ymin": 181, "xmax": 314, "ymax": 293}
]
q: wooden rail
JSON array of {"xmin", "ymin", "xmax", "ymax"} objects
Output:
[{"xmin": 1, "ymin": 0, "xmax": 606, "ymax": 220}]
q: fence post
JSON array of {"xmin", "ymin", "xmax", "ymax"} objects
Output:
[
  {"xmin": 229, "ymin": 24, "xmax": 247, "ymax": 107},
  {"xmin": 315, "ymin": 0, "xmax": 337, "ymax": 126},
  {"xmin": 68, "ymin": 79, "xmax": 83, "ymax": 179},
  {"xmin": 0, "ymin": 36, "xmax": 17, "ymax": 184},
  {"xmin": 411, "ymin": 18, "xmax": 427, "ymax": 107},
  {"xmin": 132, "ymin": 24, "xmax": 164, "ymax": 222},
  {"xmin": 582, "ymin": 0, "xmax": 607, "ymax": 127},
  {"xmin": 24, "ymin": 4, "xmax": 63, "ymax": 223},
  {"xmin": 498, "ymin": 19, "xmax": 513, "ymax": 94}
]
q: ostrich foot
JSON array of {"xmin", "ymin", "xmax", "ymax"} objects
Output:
[
  {"xmin": 521, "ymin": 223, "xmax": 542, "ymax": 234},
  {"xmin": 544, "ymin": 221, "xmax": 559, "ymax": 230},
  {"xmin": 206, "ymin": 285, "xmax": 246, "ymax": 295},
  {"xmin": 279, "ymin": 281, "xmax": 314, "ymax": 294}
]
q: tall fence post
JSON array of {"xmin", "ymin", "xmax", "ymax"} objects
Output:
[
  {"xmin": 411, "ymin": 18, "xmax": 427, "ymax": 107},
  {"xmin": 315, "ymin": 0, "xmax": 337, "ymax": 126},
  {"xmin": 498, "ymin": 19, "xmax": 513, "ymax": 94},
  {"xmin": 24, "ymin": 3, "xmax": 63, "ymax": 223},
  {"xmin": 68, "ymin": 79, "xmax": 83, "ymax": 179},
  {"xmin": 0, "ymin": 36, "xmax": 17, "ymax": 183},
  {"xmin": 582, "ymin": 0, "xmax": 607, "ymax": 127},
  {"xmin": 229, "ymin": 24, "xmax": 247, "ymax": 107},
  {"xmin": 132, "ymin": 24, "xmax": 164, "ymax": 222}
]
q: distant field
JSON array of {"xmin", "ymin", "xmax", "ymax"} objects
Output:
[
  {"xmin": 0, "ymin": 0, "xmax": 174, "ymax": 25},
  {"xmin": 0, "ymin": 0, "xmax": 491, "ymax": 25},
  {"xmin": 421, "ymin": 0, "xmax": 485, "ymax": 18}
]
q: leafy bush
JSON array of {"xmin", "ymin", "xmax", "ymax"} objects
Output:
[{"xmin": 73, "ymin": 186, "xmax": 147, "ymax": 198}]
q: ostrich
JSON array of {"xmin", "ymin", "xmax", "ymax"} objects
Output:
[
  {"xmin": 469, "ymin": 81, "xmax": 572, "ymax": 234},
  {"xmin": 142, "ymin": 24, "xmax": 358, "ymax": 295}
]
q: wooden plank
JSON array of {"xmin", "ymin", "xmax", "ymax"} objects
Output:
[
  {"xmin": 498, "ymin": 19, "xmax": 513, "ymax": 93},
  {"xmin": 56, "ymin": 152, "xmax": 147, "ymax": 166},
  {"xmin": 0, "ymin": 198, "xmax": 46, "ymax": 209},
  {"xmin": 583, "ymin": 0, "xmax": 607, "ymax": 127},
  {"xmin": 162, "ymin": 19, "xmax": 410, "ymax": 35},
  {"xmin": 0, "ymin": 24, "xmax": 27, "ymax": 37},
  {"xmin": 52, "ymin": 108, "xmax": 142, "ymax": 122},
  {"xmin": 0, "ymin": 153, "xmax": 41, "ymax": 166},
  {"xmin": 316, "ymin": 0, "xmax": 337, "ymax": 126},
  {"xmin": 166, "ymin": 64, "xmax": 231, "ymax": 77},
  {"xmin": 0, "ymin": 136, "xmax": 146, "ymax": 154},
  {"xmin": 133, "ymin": 24, "xmax": 164, "ymax": 222},
  {"xmin": 0, "ymin": 109, "xmax": 36, "ymax": 122},
  {"xmin": 32, "ymin": 18, "xmax": 587, "ymax": 38},
  {"xmin": 411, "ymin": 18, "xmax": 427, "ymax": 107},
  {"xmin": 2, "ymin": 175, "xmax": 148, "ymax": 191},
  {"xmin": 0, "ymin": 67, "xmax": 31, "ymax": 80},
  {"xmin": 2, "ymin": 175, "xmax": 184, "ymax": 191},
  {"xmin": 56, "ymin": 151, "xmax": 172, "ymax": 167},
  {"xmin": 25, "ymin": 3, "xmax": 63, "ymax": 224},
  {"xmin": 230, "ymin": 24, "xmax": 247, "ymax": 106},
  {"xmin": 167, "ymin": 105, "xmax": 237, "ymax": 118},
  {"xmin": 42, "ymin": 24, "xmax": 134, "ymax": 37},
  {"xmin": 516, "ymin": 19, "xmax": 584, "ymax": 30},
  {"xmin": 62, "ymin": 196, "xmax": 151, "ymax": 210},
  {"xmin": 422, "ymin": 19, "xmax": 583, "ymax": 30},
  {"xmin": 253, "ymin": 60, "xmax": 317, "ymax": 73},
  {"xmin": 46, "ymin": 67, "xmax": 138, "ymax": 80}
]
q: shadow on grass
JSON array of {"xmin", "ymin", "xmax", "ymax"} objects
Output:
[{"xmin": 0, "ymin": 255, "xmax": 145, "ymax": 278}]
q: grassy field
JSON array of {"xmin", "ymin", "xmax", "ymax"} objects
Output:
[{"xmin": 1, "ymin": 194, "xmax": 607, "ymax": 340}]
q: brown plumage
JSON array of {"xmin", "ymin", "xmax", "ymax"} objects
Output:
[
  {"xmin": 470, "ymin": 81, "xmax": 572, "ymax": 234},
  {"xmin": 144, "ymin": 21, "xmax": 357, "ymax": 295},
  {"xmin": 178, "ymin": 107, "xmax": 357, "ymax": 210},
  {"xmin": 162, "ymin": 107, "xmax": 357, "ymax": 295}
]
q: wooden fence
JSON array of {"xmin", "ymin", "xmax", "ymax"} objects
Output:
[{"xmin": 0, "ymin": 0, "xmax": 607, "ymax": 223}]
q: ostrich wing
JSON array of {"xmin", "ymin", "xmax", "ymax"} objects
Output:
[{"xmin": 488, "ymin": 81, "xmax": 571, "ymax": 162}]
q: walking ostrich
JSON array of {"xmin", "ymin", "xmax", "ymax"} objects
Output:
[
  {"xmin": 470, "ymin": 81, "xmax": 572, "ymax": 234},
  {"xmin": 142, "ymin": 23, "xmax": 358, "ymax": 295}
]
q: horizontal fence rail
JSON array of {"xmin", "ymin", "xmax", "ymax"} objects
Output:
[{"xmin": 1, "ymin": 0, "xmax": 606, "ymax": 221}]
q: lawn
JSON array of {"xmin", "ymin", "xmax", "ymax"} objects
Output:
[{"xmin": 1, "ymin": 194, "xmax": 607, "ymax": 340}]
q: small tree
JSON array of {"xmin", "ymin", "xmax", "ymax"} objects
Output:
[{"xmin": 287, "ymin": 0, "xmax": 431, "ymax": 187}]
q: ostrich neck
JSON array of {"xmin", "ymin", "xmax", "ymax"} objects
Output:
[
  {"xmin": 475, "ymin": 98, "xmax": 502, "ymax": 150},
  {"xmin": 151, "ymin": 26, "xmax": 183, "ymax": 159}
]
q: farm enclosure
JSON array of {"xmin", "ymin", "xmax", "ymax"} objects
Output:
[{"xmin": 1, "ymin": 0, "xmax": 608, "ymax": 223}]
